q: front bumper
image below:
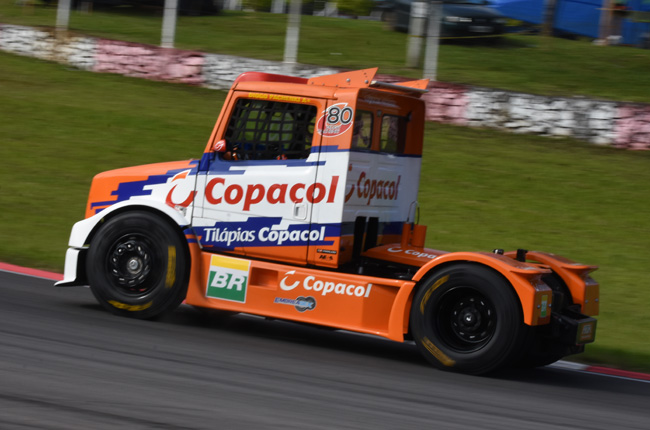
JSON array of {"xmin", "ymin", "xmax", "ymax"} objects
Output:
[{"xmin": 54, "ymin": 247, "xmax": 87, "ymax": 287}]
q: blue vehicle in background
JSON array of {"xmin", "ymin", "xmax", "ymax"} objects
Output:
[{"xmin": 490, "ymin": 0, "xmax": 650, "ymax": 47}]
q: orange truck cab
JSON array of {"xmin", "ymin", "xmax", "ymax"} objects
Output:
[{"xmin": 56, "ymin": 68, "xmax": 598, "ymax": 374}]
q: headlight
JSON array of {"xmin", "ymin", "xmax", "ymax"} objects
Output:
[{"xmin": 445, "ymin": 16, "xmax": 473, "ymax": 23}]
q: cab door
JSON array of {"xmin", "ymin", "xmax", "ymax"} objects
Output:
[{"xmin": 192, "ymin": 92, "xmax": 331, "ymax": 266}]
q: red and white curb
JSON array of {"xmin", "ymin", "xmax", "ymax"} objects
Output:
[
  {"xmin": 549, "ymin": 360, "xmax": 650, "ymax": 382},
  {"xmin": 2, "ymin": 261, "xmax": 649, "ymax": 382},
  {"xmin": 0, "ymin": 261, "xmax": 63, "ymax": 281}
]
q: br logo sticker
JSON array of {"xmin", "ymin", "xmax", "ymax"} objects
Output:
[{"xmin": 206, "ymin": 255, "xmax": 251, "ymax": 303}]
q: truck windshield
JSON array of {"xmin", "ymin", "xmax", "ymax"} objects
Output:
[{"xmin": 224, "ymin": 98, "xmax": 317, "ymax": 160}]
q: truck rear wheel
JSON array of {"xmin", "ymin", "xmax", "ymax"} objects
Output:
[
  {"xmin": 87, "ymin": 211, "xmax": 189, "ymax": 319},
  {"xmin": 410, "ymin": 264, "xmax": 525, "ymax": 374}
]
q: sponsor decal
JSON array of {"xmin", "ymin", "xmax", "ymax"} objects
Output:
[
  {"xmin": 420, "ymin": 275, "xmax": 449, "ymax": 313},
  {"xmin": 108, "ymin": 300, "xmax": 152, "ymax": 312},
  {"xmin": 317, "ymin": 103, "xmax": 354, "ymax": 137},
  {"xmin": 317, "ymin": 249, "xmax": 337, "ymax": 255},
  {"xmin": 421, "ymin": 336, "xmax": 455, "ymax": 367},
  {"xmin": 165, "ymin": 246, "xmax": 176, "ymax": 289},
  {"xmin": 578, "ymin": 321, "xmax": 596, "ymax": 343},
  {"xmin": 201, "ymin": 224, "xmax": 327, "ymax": 248},
  {"xmin": 213, "ymin": 140, "xmax": 227, "ymax": 152},
  {"xmin": 387, "ymin": 247, "xmax": 438, "ymax": 259},
  {"xmin": 205, "ymin": 176, "xmax": 339, "ymax": 211},
  {"xmin": 540, "ymin": 294, "xmax": 549, "ymax": 318},
  {"xmin": 279, "ymin": 270, "xmax": 372, "ymax": 298},
  {"xmin": 165, "ymin": 169, "xmax": 197, "ymax": 208},
  {"xmin": 248, "ymin": 92, "xmax": 312, "ymax": 104},
  {"xmin": 206, "ymin": 255, "xmax": 251, "ymax": 303},
  {"xmin": 345, "ymin": 171, "xmax": 401, "ymax": 205},
  {"xmin": 274, "ymin": 296, "xmax": 316, "ymax": 312}
]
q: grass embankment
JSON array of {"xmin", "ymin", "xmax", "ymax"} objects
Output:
[
  {"xmin": 1, "ymin": 2, "xmax": 650, "ymax": 102},
  {"xmin": 1, "ymin": 51, "xmax": 649, "ymax": 371}
]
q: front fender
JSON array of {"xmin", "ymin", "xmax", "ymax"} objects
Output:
[
  {"xmin": 68, "ymin": 199, "xmax": 191, "ymax": 248},
  {"xmin": 56, "ymin": 200, "xmax": 192, "ymax": 287}
]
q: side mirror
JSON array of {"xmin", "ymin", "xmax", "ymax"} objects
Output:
[{"xmin": 212, "ymin": 139, "xmax": 227, "ymax": 153}]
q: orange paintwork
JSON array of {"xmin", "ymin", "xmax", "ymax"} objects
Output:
[
  {"xmin": 308, "ymin": 68, "xmax": 379, "ymax": 88},
  {"xmin": 363, "ymin": 244, "xmax": 448, "ymax": 266},
  {"xmin": 182, "ymin": 244, "xmax": 556, "ymax": 342},
  {"xmin": 183, "ymin": 247, "xmax": 417, "ymax": 341},
  {"xmin": 355, "ymin": 90, "xmax": 426, "ymax": 155},
  {"xmin": 85, "ymin": 160, "xmax": 197, "ymax": 218},
  {"xmin": 504, "ymin": 251, "xmax": 600, "ymax": 316},
  {"xmin": 392, "ymin": 79, "xmax": 430, "ymax": 91}
]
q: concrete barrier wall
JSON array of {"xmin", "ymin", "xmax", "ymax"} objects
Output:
[
  {"xmin": 94, "ymin": 39, "xmax": 205, "ymax": 84},
  {"xmin": 2, "ymin": 23, "xmax": 649, "ymax": 150}
]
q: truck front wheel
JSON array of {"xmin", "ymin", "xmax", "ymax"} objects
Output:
[
  {"xmin": 410, "ymin": 264, "xmax": 525, "ymax": 374},
  {"xmin": 87, "ymin": 211, "xmax": 189, "ymax": 319}
]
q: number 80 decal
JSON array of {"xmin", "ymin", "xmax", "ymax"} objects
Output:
[{"xmin": 317, "ymin": 103, "xmax": 354, "ymax": 137}]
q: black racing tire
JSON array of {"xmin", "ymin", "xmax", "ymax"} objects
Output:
[
  {"xmin": 87, "ymin": 211, "xmax": 190, "ymax": 320},
  {"xmin": 410, "ymin": 263, "xmax": 526, "ymax": 375}
]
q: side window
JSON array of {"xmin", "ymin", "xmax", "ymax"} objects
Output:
[
  {"xmin": 223, "ymin": 99, "xmax": 317, "ymax": 160},
  {"xmin": 351, "ymin": 110, "xmax": 373, "ymax": 150},
  {"xmin": 380, "ymin": 115, "xmax": 406, "ymax": 154}
]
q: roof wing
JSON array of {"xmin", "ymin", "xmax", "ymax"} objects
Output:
[
  {"xmin": 369, "ymin": 79, "xmax": 430, "ymax": 96},
  {"xmin": 393, "ymin": 79, "xmax": 430, "ymax": 90},
  {"xmin": 308, "ymin": 68, "xmax": 378, "ymax": 88}
]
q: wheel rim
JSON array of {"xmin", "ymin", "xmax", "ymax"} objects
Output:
[
  {"xmin": 434, "ymin": 287, "xmax": 497, "ymax": 352},
  {"xmin": 107, "ymin": 234, "xmax": 158, "ymax": 296}
]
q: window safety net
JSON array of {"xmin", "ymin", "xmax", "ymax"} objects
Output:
[{"xmin": 225, "ymin": 99, "xmax": 317, "ymax": 160}]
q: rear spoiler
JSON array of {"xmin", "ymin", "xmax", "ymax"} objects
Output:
[
  {"xmin": 370, "ymin": 80, "xmax": 429, "ymax": 95},
  {"xmin": 233, "ymin": 68, "xmax": 429, "ymax": 97},
  {"xmin": 308, "ymin": 68, "xmax": 429, "ymax": 96}
]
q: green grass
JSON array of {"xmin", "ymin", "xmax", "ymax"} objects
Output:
[
  {"xmin": 1, "ymin": 51, "xmax": 650, "ymax": 371},
  {"xmin": 2, "ymin": 1, "xmax": 650, "ymax": 102},
  {"xmin": 0, "ymin": 51, "xmax": 224, "ymax": 268}
]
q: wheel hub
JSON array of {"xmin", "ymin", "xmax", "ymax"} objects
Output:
[
  {"xmin": 109, "ymin": 237, "xmax": 153, "ymax": 293},
  {"xmin": 127, "ymin": 257, "xmax": 143, "ymax": 274},
  {"xmin": 462, "ymin": 308, "xmax": 479, "ymax": 325},
  {"xmin": 435, "ymin": 287, "xmax": 497, "ymax": 352},
  {"xmin": 451, "ymin": 296, "xmax": 493, "ymax": 344},
  {"xmin": 453, "ymin": 298, "xmax": 488, "ymax": 340}
]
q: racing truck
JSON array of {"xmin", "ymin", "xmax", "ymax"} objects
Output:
[{"xmin": 56, "ymin": 68, "xmax": 598, "ymax": 374}]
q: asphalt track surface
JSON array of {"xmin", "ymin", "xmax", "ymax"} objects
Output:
[{"xmin": 1, "ymin": 271, "xmax": 649, "ymax": 430}]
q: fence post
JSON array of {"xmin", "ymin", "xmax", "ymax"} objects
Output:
[
  {"xmin": 423, "ymin": 1, "xmax": 441, "ymax": 80},
  {"xmin": 55, "ymin": 0, "xmax": 72, "ymax": 36},
  {"xmin": 406, "ymin": 1, "xmax": 428, "ymax": 68},
  {"xmin": 284, "ymin": 0, "xmax": 302, "ymax": 73},
  {"xmin": 161, "ymin": 0, "xmax": 178, "ymax": 48}
]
